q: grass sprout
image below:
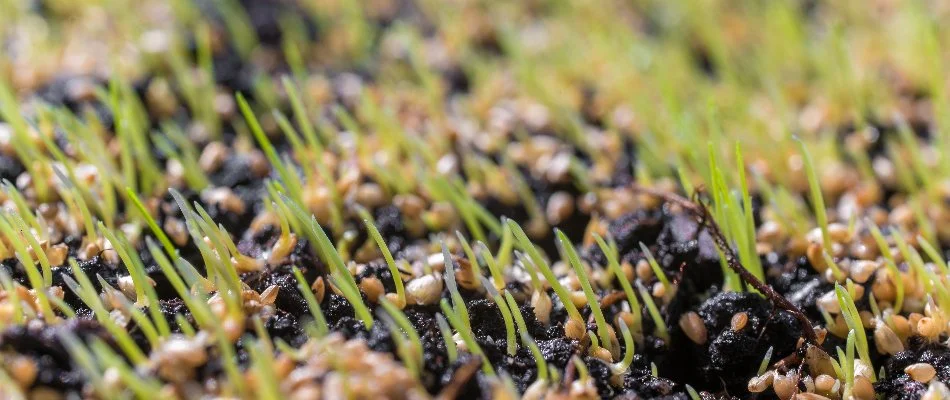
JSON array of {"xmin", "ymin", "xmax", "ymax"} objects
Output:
[
  {"xmin": 506, "ymin": 219, "xmax": 582, "ymax": 322},
  {"xmin": 292, "ymin": 266, "xmax": 329, "ymax": 337},
  {"xmin": 440, "ymin": 298, "xmax": 495, "ymax": 375},
  {"xmin": 835, "ymin": 282, "xmax": 874, "ymax": 381},
  {"xmin": 481, "ymin": 277, "xmax": 517, "ymax": 356},
  {"xmin": 63, "ymin": 259, "xmax": 147, "ymax": 365},
  {"xmin": 360, "ymin": 210, "xmax": 406, "ymax": 307},
  {"xmin": 636, "ymin": 280, "xmax": 670, "ymax": 343},
  {"xmin": 436, "ymin": 313, "xmax": 458, "ymax": 363},
  {"xmin": 442, "ymin": 241, "xmax": 471, "ymax": 332},
  {"xmin": 558, "ymin": 229, "xmax": 612, "ymax": 354}
]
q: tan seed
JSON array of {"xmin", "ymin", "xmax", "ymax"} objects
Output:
[
  {"xmin": 311, "ymin": 276, "xmax": 326, "ymax": 303},
  {"xmin": 589, "ymin": 346, "xmax": 612, "ymax": 362},
  {"xmin": 531, "ymin": 290, "xmax": 552, "ymax": 326},
  {"xmin": 906, "ymin": 363, "xmax": 937, "ymax": 383},
  {"xmin": 635, "ymin": 260, "xmax": 652, "ymax": 281},
  {"xmin": 747, "ymin": 371, "xmax": 774, "ymax": 393},
  {"xmin": 8, "ymin": 356, "xmax": 37, "ymax": 388},
  {"xmin": 891, "ymin": 315, "xmax": 911, "ymax": 337},
  {"xmin": 404, "ymin": 274, "xmax": 443, "ymax": 305},
  {"xmin": 679, "ymin": 312, "xmax": 707, "ymax": 345},
  {"xmin": 918, "ymin": 317, "xmax": 942, "ymax": 340},
  {"xmin": 874, "ymin": 322, "xmax": 904, "ymax": 355},
  {"xmin": 355, "ymin": 183, "xmax": 387, "ymax": 208},
  {"xmin": 569, "ymin": 291, "xmax": 588, "ymax": 310},
  {"xmin": 849, "ymin": 260, "xmax": 878, "ymax": 283},
  {"xmin": 731, "ymin": 312, "xmax": 749, "ymax": 331},
  {"xmin": 360, "ymin": 277, "xmax": 385, "ymax": 304},
  {"xmin": 564, "ymin": 318, "xmax": 586, "ymax": 340},
  {"xmin": 813, "ymin": 374, "xmax": 836, "ymax": 393},
  {"xmin": 199, "ymin": 142, "xmax": 229, "ymax": 172},
  {"xmin": 268, "ymin": 233, "xmax": 297, "ymax": 265},
  {"xmin": 773, "ymin": 371, "xmax": 798, "ymax": 400},
  {"xmin": 545, "ymin": 191, "xmax": 575, "ymax": 225},
  {"xmin": 852, "ymin": 375, "xmax": 875, "ymax": 400}
]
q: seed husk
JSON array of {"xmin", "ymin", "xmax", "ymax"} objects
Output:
[
  {"xmin": 678, "ymin": 311, "xmax": 707, "ymax": 345},
  {"xmin": 874, "ymin": 321, "xmax": 904, "ymax": 355},
  {"xmin": 906, "ymin": 363, "xmax": 937, "ymax": 383},
  {"xmin": 531, "ymin": 290, "xmax": 552, "ymax": 326},
  {"xmin": 360, "ymin": 276, "xmax": 385, "ymax": 303},
  {"xmin": 747, "ymin": 371, "xmax": 774, "ymax": 393},
  {"xmin": 404, "ymin": 273, "xmax": 443, "ymax": 305}
]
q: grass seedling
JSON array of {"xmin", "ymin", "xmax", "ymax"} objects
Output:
[
  {"xmin": 686, "ymin": 385, "xmax": 701, "ymax": 400},
  {"xmin": 476, "ymin": 241, "xmax": 506, "ymax": 290},
  {"xmin": 866, "ymin": 220, "xmax": 905, "ymax": 312},
  {"xmin": 379, "ymin": 297, "xmax": 423, "ymax": 365},
  {"xmin": 51, "ymin": 168, "xmax": 98, "ymax": 251},
  {"xmin": 378, "ymin": 298, "xmax": 424, "ymax": 379},
  {"xmin": 796, "ymin": 138, "xmax": 834, "ymax": 254},
  {"xmin": 891, "ymin": 229, "xmax": 932, "ymax": 294},
  {"xmin": 4, "ymin": 211, "xmax": 52, "ymax": 286},
  {"xmin": 436, "ymin": 313, "xmax": 459, "ymax": 363},
  {"xmin": 611, "ymin": 322, "xmax": 635, "ymax": 374},
  {"xmin": 63, "ymin": 259, "xmax": 147, "ymax": 365},
  {"xmin": 154, "ymin": 123, "xmax": 210, "ymax": 190},
  {"xmin": 0, "ymin": 182, "xmax": 46, "ymax": 243},
  {"xmin": 496, "ymin": 222, "xmax": 515, "ymax": 269},
  {"xmin": 558, "ymin": 229, "xmax": 612, "ymax": 354},
  {"xmin": 835, "ymin": 282, "xmax": 874, "ymax": 381},
  {"xmin": 97, "ymin": 277, "xmax": 161, "ymax": 348},
  {"xmin": 836, "ymin": 330, "xmax": 858, "ymax": 398},
  {"xmin": 378, "ymin": 312, "xmax": 421, "ymax": 380},
  {"xmin": 0, "ymin": 213, "xmax": 55, "ymax": 322},
  {"xmin": 572, "ymin": 355, "xmax": 590, "ymax": 383},
  {"xmin": 440, "ymin": 298, "xmax": 495, "ymax": 375},
  {"xmin": 0, "ymin": 271, "xmax": 23, "ymax": 326},
  {"xmin": 292, "ymin": 266, "xmax": 329, "ymax": 337},
  {"xmin": 757, "ymin": 346, "xmax": 774, "ymax": 376},
  {"xmin": 359, "ymin": 210, "xmax": 406, "ymax": 307},
  {"xmin": 820, "ymin": 251, "xmax": 847, "ymax": 282},
  {"xmin": 594, "ymin": 234, "xmax": 642, "ymax": 330},
  {"xmin": 58, "ymin": 331, "xmax": 107, "ymax": 396},
  {"xmin": 97, "ymin": 222, "xmax": 152, "ymax": 308},
  {"xmin": 706, "ymin": 144, "xmax": 764, "ymax": 284},
  {"xmin": 89, "ymin": 339, "xmax": 165, "ymax": 398},
  {"xmin": 481, "ymin": 277, "xmax": 517, "ymax": 356},
  {"xmin": 170, "ymin": 189, "xmax": 243, "ymax": 314},
  {"xmin": 506, "ymin": 219, "xmax": 582, "ymax": 323},
  {"xmin": 504, "ymin": 291, "xmax": 549, "ymax": 382},
  {"xmin": 247, "ymin": 338, "xmax": 282, "ymax": 400},
  {"xmin": 213, "ymin": 0, "xmax": 259, "ymax": 58},
  {"xmin": 127, "ymin": 188, "xmax": 177, "ymax": 256},
  {"xmin": 635, "ymin": 280, "xmax": 670, "ymax": 343},
  {"xmin": 145, "ymin": 238, "xmax": 215, "ymax": 329},
  {"xmin": 638, "ymin": 242, "xmax": 673, "ymax": 296},
  {"xmin": 282, "ymin": 193, "xmax": 373, "ymax": 327},
  {"xmin": 455, "ymin": 231, "xmax": 484, "ymax": 285},
  {"xmin": 442, "ymin": 241, "xmax": 471, "ymax": 332},
  {"xmin": 238, "ymin": 93, "xmax": 305, "ymax": 207}
]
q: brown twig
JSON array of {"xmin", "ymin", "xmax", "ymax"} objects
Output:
[{"xmin": 631, "ymin": 184, "xmax": 819, "ymax": 347}]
